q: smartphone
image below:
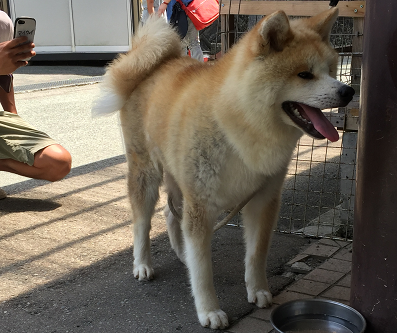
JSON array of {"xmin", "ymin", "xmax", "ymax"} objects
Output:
[{"xmin": 13, "ymin": 17, "xmax": 36, "ymax": 61}]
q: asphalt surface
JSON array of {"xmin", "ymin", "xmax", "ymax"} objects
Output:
[{"xmin": 0, "ymin": 63, "xmax": 311, "ymax": 332}]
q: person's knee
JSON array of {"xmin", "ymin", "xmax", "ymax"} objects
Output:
[
  {"xmin": 35, "ymin": 145, "xmax": 72, "ymax": 182},
  {"xmin": 51, "ymin": 150, "xmax": 72, "ymax": 181}
]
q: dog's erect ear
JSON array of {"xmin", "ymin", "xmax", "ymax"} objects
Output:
[
  {"xmin": 306, "ymin": 7, "xmax": 339, "ymax": 42},
  {"xmin": 258, "ymin": 11, "xmax": 292, "ymax": 52}
]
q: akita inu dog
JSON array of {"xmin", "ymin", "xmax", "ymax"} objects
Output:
[{"xmin": 93, "ymin": 8, "xmax": 354, "ymax": 329}]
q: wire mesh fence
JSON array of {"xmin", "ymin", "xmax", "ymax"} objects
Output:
[{"xmin": 207, "ymin": 1, "xmax": 363, "ymax": 240}]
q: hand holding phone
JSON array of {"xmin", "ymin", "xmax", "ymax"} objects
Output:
[{"xmin": 13, "ymin": 17, "xmax": 36, "ymax": 61}]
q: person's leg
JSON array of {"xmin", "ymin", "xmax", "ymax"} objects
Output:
[
  {"xmin": 0, "ymin": 13, "xmax": 71, "ymax": 192},
  {"xmin": 0, "ymin": 111, "xmax": 72, "ymax": 182},
  {"xmin": 0, "ymin": 83, "xmax": 17, "ymax": 113},
  {"xmin": 141, "ymin": 0, "xmax": 161, "ymax": 25},
  {"xmin": 185, "ymin": 19, "xmax": 204, "ymax": 61},
  {"xmin": 141, "ymin": 7, "xmax": 150, "ymax": 24},
  {"xmin": 0, "ymin": 144, "xmax": 71, "ymax": 182}
]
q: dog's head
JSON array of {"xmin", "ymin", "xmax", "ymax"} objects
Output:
[{"xmin": 239, "ymin": 8, "xmax": 354, "ymax": 142}]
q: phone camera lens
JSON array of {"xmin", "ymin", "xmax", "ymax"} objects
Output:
[{"xmin": 18, "ymin": 20, "xmax": 25, "ymax": 24}]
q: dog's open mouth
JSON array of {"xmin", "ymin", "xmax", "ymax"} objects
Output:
[{"xmin": 282, "ymin": 102, "xmax": 339, "ymax": 142}]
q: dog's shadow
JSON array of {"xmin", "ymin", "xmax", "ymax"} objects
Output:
[{"xmin": 0, "ymin": 197, "xmax": 61, "ymax": 213}]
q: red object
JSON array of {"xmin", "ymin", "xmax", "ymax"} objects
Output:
[{"xmin": 176, "ymin": 0, "xmax": 219, "ymax": 31}]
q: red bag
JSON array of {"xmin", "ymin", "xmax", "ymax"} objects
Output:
[{"xmin": 176, "ymin": 0, "xmax": 219, "ymax": 31}]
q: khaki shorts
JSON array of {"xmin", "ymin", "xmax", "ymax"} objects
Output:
[{"xmin": 0, "ymin": 111, "xmax": 58, "ymax": 166}]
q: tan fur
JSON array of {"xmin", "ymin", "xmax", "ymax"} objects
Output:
[{"xmin": 93, "ymin": 8, "xmax": 354, "ymax": 329}]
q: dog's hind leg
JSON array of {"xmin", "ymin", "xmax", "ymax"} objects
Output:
[
  {"xmin": 242, "ymin": 180, "xmax": 284, "ymax": 308},
  {"xmin": 127, "ymin": 166, "xmax": 162, "ymax": 281},
  {"xmin": 120, "ymin": 107, "xmax": 162, "ymax": 281},
  {"xmin": 164, "ymin": 172, "xmax": 185, "ymax": 263},
  {"xmin": 164, "ymin": 203, "xmax": 185, "ymax": 264},
  {"xmin": 182, "ymin": 201, "xmax": 229, "ymax": 329}
]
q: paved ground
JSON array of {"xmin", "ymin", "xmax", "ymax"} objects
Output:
[
  {"xmin": 0, "ymin": 156, "xmax": 311, "ymax": 333},
  {"xmin": 0, "ymin": 63, "xmax": 354, "ymax": 332},
  {"xmin": 229, "ymin": 239, "xmax": 353, "ymax": 333}
]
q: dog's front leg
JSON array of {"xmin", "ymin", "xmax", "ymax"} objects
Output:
[
  {"xmin": 242, "ymin": 189, "xmax": 282, "ymax": 308},
  {"xmin": 182, "ymin": 203, "xmax": 229, "ymax": 329}
]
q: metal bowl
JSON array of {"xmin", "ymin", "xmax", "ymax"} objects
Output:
[{"xmin": 270, "ymin": 299, "xmax": 366, "ymax": 333}]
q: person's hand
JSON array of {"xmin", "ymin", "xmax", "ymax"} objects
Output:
[
  {"xmin": 0, "ymin": 36, "xmax": 36, "ymax": 75},
  {"xmin": 147, "ymin": 5, "xmax": 155, "ymax": 15},
  {"xmin": 158, "ymin": 2, "xmax": 169, "ymax": 16}
]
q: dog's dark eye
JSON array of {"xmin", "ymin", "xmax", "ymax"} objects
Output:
[{"xmin": 298, "ymin": 71, "xmax": 314, "ymax": 80}]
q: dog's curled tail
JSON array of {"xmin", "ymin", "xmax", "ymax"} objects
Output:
[{"xmin": 92, "ymin": 16, "xmax": 182, "ymax": 117}]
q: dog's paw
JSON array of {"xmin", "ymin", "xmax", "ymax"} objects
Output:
[
  {"xmin": 198, "ymin": 309, "xmax": 229, "ymax": 329},
  {"xmin": 133, "ymin": 264, "xmax": 154, "ymax": 281},
  {"xmin": 247, "ymin": 289, "xmax": 272, "ymax": 308}
]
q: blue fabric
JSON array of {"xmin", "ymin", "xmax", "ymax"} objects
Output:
[
  {"xmin": 167, "ymin": 0, "xmax": 177, "ymax": 21},
  {"xmin": 170, "ymin": 1, "xmax": 188, "ymax": 38},
  {"xmin": 167, "ymin": 0, "xmax": 193, "ymax": 21}
]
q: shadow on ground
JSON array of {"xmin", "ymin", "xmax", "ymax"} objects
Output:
[
  {"xmin": 2, "ymin": 155, "xmax": 126, "ymax": 196},
  {"xmin": 0, "ymin": 197, "xmax": 61, "ymax": 213},
  {"xmin": 0, "ymin": 226, "xmax": 309, "ymax": 333}
]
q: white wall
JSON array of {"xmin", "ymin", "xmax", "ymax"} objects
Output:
[{"xmin": 8, "ymin": 0, "xmax": 132, "ymax": 54}]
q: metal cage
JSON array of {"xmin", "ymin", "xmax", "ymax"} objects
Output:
[{"xmin": 208, "ymin": 1, "xmax": 364, "ymax": 240}]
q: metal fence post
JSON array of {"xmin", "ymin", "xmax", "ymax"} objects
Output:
[{"xmin": 350, "ymin": 0, "xmax": 397, "ymax": 331}]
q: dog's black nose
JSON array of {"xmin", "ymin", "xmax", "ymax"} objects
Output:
[{"xmin": 338, "ymin": 85, "xmax": 355, "ymax": 105}]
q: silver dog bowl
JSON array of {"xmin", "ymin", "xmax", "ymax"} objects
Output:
[{"xmin": 270, "ymin": 299, "xmax": 366, "ymax": 333}]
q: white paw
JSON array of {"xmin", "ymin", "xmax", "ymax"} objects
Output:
[
  {"xmin": 198, "ymin": 309, "xmax": 229, "ymax": 329},
  {"xmin": 247, "ymin": 289, "xmax": 272, "ymax": 308},
  {"xmin": 133, "ymin": 264, "xmax": 154, "ymax": 281}
]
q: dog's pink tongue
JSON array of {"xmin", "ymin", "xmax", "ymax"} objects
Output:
[{"xmin": 299, "ymin": 104, "xmax": 339, "ymax": 142}]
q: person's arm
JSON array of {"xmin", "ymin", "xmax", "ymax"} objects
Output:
[
  {"xmin": 147, "ymin": 0, "xmax": 155, "ymax": 14},
  {"xmin": 158, "ymin": 0, "xmax": 169, "ymax": 16},
  {"xmin": 0, "ymin": 36, "xmax": 36, "ymax": 75},
  {"xmin": 0, "ymin": 36, "xmax": 35, "ymax": 113}
]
